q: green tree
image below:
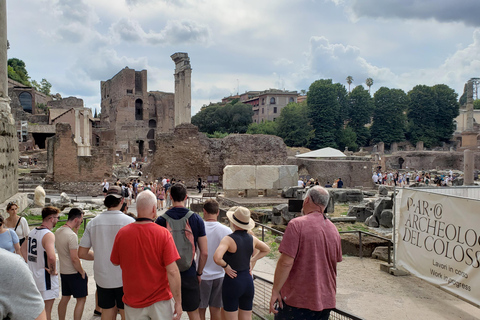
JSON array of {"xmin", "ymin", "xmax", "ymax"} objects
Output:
[
  {"xmin": 307, "ymin": 79, "xmax": 346, "ymax": 149},
  {"xmin": 370, "ymin": 87, "xmax": 408, "ymax": 145},
  {"xmin": 247, "ymin": 121, "xmax": 278, "ymax": 135},
  {"xmin": 191, "ymin": 101, "xmax": 253, "ymax": 134},
  {"xmin": 346, "ymin": 76, "xmax": 353, "ymax": 93},
  {"xmin": 94, "ymin": 108, "xmax": 98, "ymax": 118},
  {"xmin": 407, "ymin": 85, "xmax": 439, "ymax": 147},
  {"xmin": 276, "ymin": 101, "xmax": 314, "ymax": 147},
  {"xmin": 337, "ymin": 126, "xmax": 358, "ymax": 151},
  {"xmin": 347, "ymin": 85, "xmax": 374, "ymax": 146},
  {"xmin": 365, "ymin": 77, "xmax": 374, "ymax": 93},
  {"xmin": 432, "ymin": 84, "xmax": 459, "ymax": 143},
  {"xmin": 7, "ymin": 58, "xmax": 31, "ymax": 86},
  {"xmin": 32, "ymin": 78, "xmax": 52, "ymax": 95},
  {"xmin": 474, "ymin": 100, "xmax": 480, "ymax": 110}
]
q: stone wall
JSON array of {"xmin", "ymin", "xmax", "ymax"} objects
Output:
[
  {"xmin": 48, "ymin": 123, "xmax": 113, "ymax": 183},
  {"xmin": 147, "ymin": 124, "xmax": 288, "ymax": 186},
  {"xmin": 385, "ymin": 151, "xmax": 480, "ymax": 170},
  {"xmin": 293, "ymin": 158, "xmax": 374, "ymax": 188},
  {"xmin": 0, "ymin": 107, "xmax": 19, "ymax": 202}
]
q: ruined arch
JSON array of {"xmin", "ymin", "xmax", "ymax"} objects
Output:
[
  {"xmin": 148, "ymin": 140, "xmax": 156, "ymax": 153},
  {"xmin": 149, "ymin": 119, "xmax": 156, "ymax": 128},
  {"xmin": 147, "ymin": 129, "xmax": 155, "ymax": 139}
]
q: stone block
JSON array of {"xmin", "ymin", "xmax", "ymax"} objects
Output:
[
  {"xmin": 282, "ymin": 211, "xmax": 296, "ymax": 223},
  {"xmin": 276, "ymin": 165, "xmax": 299, "ymax": 189},
  {"xmin": 245, "ymin": 189, "xmax": 259, "ymax": 198},
  {"xmin": 378, "ymin": 185, "xmax": 388, "ymax": 196},
  {"xmin": 264, "ymin": 189, "xmax": 279, "ymax": 197},
  {"xmin": 224, "ymin": 190, "xmax": 240, "ymax": 198},
  {"xmin": 272, "ymin": 204, "xmax": 288, "ymax": 216},
  {"xmin": 223, "ymin": 165, "xmax": 256, "ymax": 190},
  {"xmin": 256, "ymin": 166, "xmax": 280, "ymax": 189},
  {"xmin": 347, "ymin": 204, "xmax": 373, "ymax": 222},
  {"xmin": 365, "ymin": 215, "xmax": 379, "ymax": 227},
  {"xmin": 380, "ymin": 209, "xmax": 393, "ymax": 228},
  {"xmin": 372, "ymin": 246, "xmax": 392, "ymax": 262},
  {"xmin": 281, "ymin": 186, "xmax": 301, "ymax": 198},
  {"xmin": 271, "ymin": 215, "xmax": 283, "ymax": 225},
  {"xmin": 325, "ymin": 195, "xmax": 335, "ymax": 213},
  {"xmin": 373, "ymin": 197, "xmax": 393, "ymax": 218}
]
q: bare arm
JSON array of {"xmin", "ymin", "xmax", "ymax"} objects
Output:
[
  {"xmin": 35, "ymin": 310, "xmax": 47, "ymax": 320},
  {"xmin": 69, "ymin": 249, "xmax": 86, "ymax": 278},
  {"xmin": 14, "ymin": 242, "xmax": 21, "ymax": 256},
  {"xmin": 269, "ymin": 253, "xmax": 295, "ymax": 314},
  {"xmin": 42, "ymin": 233, "xmax": 57, "ymax": 275},
  {"xmin": 166, "ymin": 261, "xmax": 182, "ymax": 320},
  {"xmin": 196, "ymin": 235, "xmax": 208, "ymax": 281},
  {"xmin": 251, "ymin": 236, "xmax": 270, "ymax": 269},
  {"xmin": 213, "ymin": 236, "xmax": 237, "ymax": 278},
  {"xmin": 78, "ymin": 246, "xmax": 94, "ymax": 261}
]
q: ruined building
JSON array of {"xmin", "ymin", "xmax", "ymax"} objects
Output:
[{"xmin": 96, "ymin": 53, "xmax": 192, "ymax": 159}]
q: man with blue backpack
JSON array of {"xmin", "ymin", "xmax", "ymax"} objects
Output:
[{"xmin": 155, "ymin": 183, "xmax": 208, "ymax": 320}]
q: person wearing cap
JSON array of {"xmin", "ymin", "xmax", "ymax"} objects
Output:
[
  {"xmin": 269, "ymin": 186, "xmax": 342, "ymax": 320},
  {"xmin": 79, "ymin": 186, "xmax": 135, "ymax": 320},
  {"xmin": 213, "ymin": 206, "xmax": 270, "ymax": 320}
]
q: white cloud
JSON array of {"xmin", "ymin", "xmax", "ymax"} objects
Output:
[{"xmin": 109, "ymin": 18, "xmax": 211, "ymax": 46}]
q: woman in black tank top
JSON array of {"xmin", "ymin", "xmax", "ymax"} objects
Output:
[{"xmin": 213, "ymin": 206, "xmax": 270, "ymax": 320}]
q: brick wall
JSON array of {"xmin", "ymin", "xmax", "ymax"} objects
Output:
[
  {"xmin": 51, "ymin": 123, "xmax": 113, "ymax": 183},
  {"xmin": 385, "ymin": 151, "xmax": 480, "ymax": 171}
]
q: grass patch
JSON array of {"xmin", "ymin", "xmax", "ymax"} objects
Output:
[
  {"xmin": 24, "ymin": 213, "xmax": 92, "ymax": 242},
  {"xmin": 336, "ymin": 222, "xmax": 370, "ymax": 233},
  {"xmin": 333, "ymin": 203, "xmax": 350, "ymax": 216},
  {"xmin": 253, "ymin": 228, "xmax": 281, "ymax": 259}
]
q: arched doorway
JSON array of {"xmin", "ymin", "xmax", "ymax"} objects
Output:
[{"xmin": 19, "ymin": 92, "xmax": 33, "ymax": 113}]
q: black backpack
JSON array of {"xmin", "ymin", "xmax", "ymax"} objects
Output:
[{"xmin": 123, "ymin": 187, "xmax": 129, "ymax": 198}]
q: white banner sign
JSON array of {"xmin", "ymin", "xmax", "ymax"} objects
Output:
[{"xmin": 397, "ymin": 188, "xmax": 480, "ymax": 307}]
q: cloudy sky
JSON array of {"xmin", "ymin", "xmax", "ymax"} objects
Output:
[{"xmin": 6, "ymin": 0, "xmax": 480, "ymax": 115}]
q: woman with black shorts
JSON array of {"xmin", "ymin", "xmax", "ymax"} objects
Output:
[{"xmin": 214, "ymin": 206, "xmax": 270, "ymax": 320}]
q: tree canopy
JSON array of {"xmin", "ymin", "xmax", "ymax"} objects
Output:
[
  {"xmin": 276, "ymin": 101, "xmax": 314, "ymax": 147},
  {"xmin": 191, "ymin": 101, "xmax": 253, "ymax": 134},
  {"xmin": 8, "ymin": 58, "xmax": 30, "ymax": 86},
  {"xmin": 347, "ymin": 85, "xmax": 374, "ymax": 146},
  {"xmin": 370, "ymin": 87, "xmax": 408, "ymax": 145}
]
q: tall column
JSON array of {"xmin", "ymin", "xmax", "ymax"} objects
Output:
[
  {"xmin": 83, "ymin": 108, "xmax": 91, "ymax": 156},
  {"xmin": 0, "ymin": 0, "xmax": 9, "ymax": 108},
  {"xmin": 463, "ymin": 149, "xmax": 474, "ymax": 186},
  {"xmin": 466, "ymin": 79, "xmax": 474, "ymax": 131},
  {"xmin": 171, "ymin": 52, "xmax": 192, "ymax": 127},
  {"xmin": 0, "ymin": 0, "xmax": 19, "ymax": 201}
]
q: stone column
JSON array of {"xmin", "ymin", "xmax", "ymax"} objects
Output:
[
  {"xmin": 0, "ymin": 0, "xmax": 7, "ymax": 105},
  {"xmin": 464, "ymin": 149, "xmax": 474, "ymax": 186},
  {"xmin": 466, "ymin": 80, "xmax": 474, "ymax": 131},
  {"xmin": 0, "ymin": 0, "xmax": 19, "ymax": 201},
  {"xmin": 83, "ymin": 108, "xmax": 91, "ymax": 156},
  {"xmin": 171, "ymin": 52, "xmax": 192, "ymax": 126}
]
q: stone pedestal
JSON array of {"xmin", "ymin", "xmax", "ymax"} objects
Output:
[
  {"xmin": 464, "ymin": 149, "xmax": 475, "ymax": 186},
  {"xmin": 416, "ymin": 141, "xmax": 424, "ymax": 151},
  {"xmin": 461, "ymin": 131, "xmax": 478, "ymax": 150},
  {"xmin": 391, "ymin": 142, "xmax": 398, "ymax": 153},
  {"xmin": 245, "ymin": 189, "xmax": 259, "ymax": 198},
  {"xmin": 378, "ymin": 142, "xmax": 384, "ymax": 154}
]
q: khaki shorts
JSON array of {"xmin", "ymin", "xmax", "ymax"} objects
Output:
[{"xmin": 125, "ymin": 298, "xmax": 174, "ymax": 320}]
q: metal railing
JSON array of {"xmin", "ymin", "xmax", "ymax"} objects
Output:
[
  {"xmin": 252, "ymin": 274, "xmax": 365, "ymax": 320},
  {"xmin": 29, "ymin": 215, "xmax": 95, "ymax": 232},
  {"xmin": 255, "ymin": 222, "xmax": 393, "ymax": 264}
]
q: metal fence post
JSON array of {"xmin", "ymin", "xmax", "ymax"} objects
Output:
[{"xmin": 358, "ymin": 231, "xmax": 363, "ymax": 259}]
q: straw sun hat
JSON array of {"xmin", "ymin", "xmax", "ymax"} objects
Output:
[{"xmin": 226, "ymin": 206, "xmax": 255, "ymax": 230}]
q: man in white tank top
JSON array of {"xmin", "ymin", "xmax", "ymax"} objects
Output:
[{"xmin": 24, "ymin": 206, "xmax": 60, "ymax": 320}]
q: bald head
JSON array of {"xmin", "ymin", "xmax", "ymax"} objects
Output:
[
  {"xmin": 136, "ymin": 190, "xmax": 157, "ymax": 218},
  {"xmin": 305, "ymin": 186, "xmax": 330, "ymax": 210}
]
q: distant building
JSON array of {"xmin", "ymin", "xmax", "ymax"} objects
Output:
[{"xmin": 222, "ymin": 89, "xmax": 298, "ymax": 123}]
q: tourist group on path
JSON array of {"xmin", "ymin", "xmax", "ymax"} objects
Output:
[{"xmin": 1, "ymin": 183, "xmax": 342, "ymax": 320}]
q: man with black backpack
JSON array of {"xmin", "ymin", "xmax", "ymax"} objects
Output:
[{"xmin": 155, "ymin": 183, "xmax": 208, "ymax": 320}]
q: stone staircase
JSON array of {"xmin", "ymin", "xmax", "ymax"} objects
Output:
[{"xmin": 18, "ymin": 169, "xmax": 59, "ymax": 195}]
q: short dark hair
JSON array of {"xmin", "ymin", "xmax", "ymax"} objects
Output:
[
  {"xmin": 203, "ymin": 199, "xmax": 219, "ymax": 215},
  {"xmin": 68, "ymin": 208, "xmax": 84, "ymax": 221},
  {"xmin": 170, "ymin": 183, "xmax": 187, "ymax": 202},
  {"xmin": 104, "ymin": 196, "xmax": 122, "ymax": 208},
  {"xmin": 0, "ymin": 215, "xmax": 4, "ymax": 226},
  {"xmin": 42, "ymin": 206, "xmax": 60, "ymax": 220}
]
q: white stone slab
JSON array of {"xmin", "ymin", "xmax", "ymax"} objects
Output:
[
  {"xmin": 255, "ymin": 166, "xmax": 280, "ymax": 189},
  {"xmin": 223, "ymin": 165, "xmax": 256, "ymax": 190}
]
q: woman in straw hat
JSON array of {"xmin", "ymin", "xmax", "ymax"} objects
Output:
[{"xmin": 213, "ymin": 206, "xmax": 270, "ymax": 320}]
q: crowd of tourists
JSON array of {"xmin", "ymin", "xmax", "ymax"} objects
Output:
[
  {"xmin": 1, "ymin": 182, "xmax": 342, "ymax": 320},
  {"xmin": 372, "ymin": 169, "xmax": 457, "ymax": 187}
]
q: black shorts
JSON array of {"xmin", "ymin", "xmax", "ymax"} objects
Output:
[
  {"xmin": 97, "ymin": 285, "xmax": 124, "ymax": 310},
  {"xmin": 275, "ymin": 301, "xmax": 332, "ymax": 320},
  {"xmin": 181, "ymin": 275, "xmax": 200, "ymax": 312},
  {"xmin": 61, "ymin": 273, "xmax": 88, "ymax": 298}
]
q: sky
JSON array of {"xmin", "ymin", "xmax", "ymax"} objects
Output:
[{"xmin": 6, "ymin": 0, "xmax": 480, "ymax": 116}]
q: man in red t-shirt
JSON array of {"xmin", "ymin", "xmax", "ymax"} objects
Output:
[
  {"xmin": 111, "ymin": 190, "xmax": 182, "ymax": 320},
  {"xmin": 269, "ymin": 186, "xmax": 342, "ymax": 320}
]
